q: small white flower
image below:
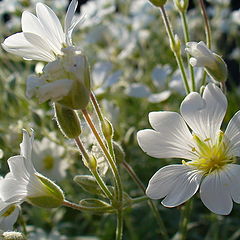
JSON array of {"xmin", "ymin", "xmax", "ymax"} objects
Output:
[
  {"xmin": 185, "ymin": 41, "xmax": 228, "ymax": 82},
  {"xmin": 137, "ymin": 83, "xmax": 240, "ymax": 215},
  {"xmin": 32, "ymin": 137, "xmax": 68, "ymax": 181},
  {"xmin": 2, "ymin": 0, "xmax": 81, "ymax": 62},
  {"xmin": 0, "ymin": 130, "xmax": 64, "ymax": 209},
  {"xmin": 185, "ymin": 41, "xmax": 216, "ymax": 68}
]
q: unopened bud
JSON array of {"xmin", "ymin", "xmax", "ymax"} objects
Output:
[
  {"xmin": 102, "ymin": 118, "xmax": 113, "ymax": 141},
  {"xmin": 1, "ymin": 232, "xmax": 27, "ymax": 240},
  {"xmin": 27, "ymin": 174, "xmax": 64, "ymax": 208},
  {"xmin": 174, "ymin": 0, "xmax": 189, "ymax": 12},
  {"xmin": 54, "ymin": 102, "xmax": 81, "ymax": 139},
  {"xmin": 74, "ymin": 175, "xmax": 103, "ymax": 195},
  {"xmin": 148, "ymin": 0, "xmax": 167, "ymax": 7},
  {"xmin": 171, "ymin": 34, "xmax": 181, "ymax": 54},
  {"xmin": 79, "ymin": 198, "xmax": 113, "ymax": 213}
]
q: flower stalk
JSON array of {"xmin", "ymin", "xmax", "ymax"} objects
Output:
[{"xmin": 160, "ymin": 6, "xmax": 190, "ymax": 94}]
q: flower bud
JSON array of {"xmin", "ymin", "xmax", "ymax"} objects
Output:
[
  {"xmin": 102, "ymin": 118, "xmax": 114, "ymax": 141},
  {"xmin": 171, "ymin": 34, "xmax": 181, "ymax": 54},
  {"xmin": 54, "ymin": 102, "xmax": 81, "ymax": 139},
  {"xmin": 74, "ymin": 175, "xmax": 103, "ymax": 195},
  {"xmin": 1, "ymin": 232, "xmax": 27, "ymax": 240},
  {"xmin": 174, "ymin": 0, "xmax": 189, "ymax": 13},
  {"xmin": 148, "ymin": 0, "xmax": 167, "ymax": 7},
  {"xmin": 27, "ymin": 174, "xmax": 64, "ymax": 208}
]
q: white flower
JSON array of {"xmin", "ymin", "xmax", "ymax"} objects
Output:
[
  {"xmin": 2, "ymin": 0, "xmax": 81, "ymax": 62},
  {"xmin": 185, "ymin": 41, "xmax": 228, "ymax": 82},
  {"xmin": 137, "ymin": 83, "xmax": 240, "ymax": 215},
  {"xmin": 0, "ymin": 130, "xmax": 64, "ymax": 209},
  {"xmin": 32, "ymin": 137, "xmax": 68, "ymax": 181}
]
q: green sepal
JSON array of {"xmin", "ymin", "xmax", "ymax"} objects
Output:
[
  {"xmin": 27, "ymin": 174, "xmax": 64, "ymax": 208},
  {"xmin": 112, "ymin": 141, "xmax": 125, "ymax": 165},
  {"xmin": 79, "ymin": 198, "xmax": 114, "ymax": 213},
  {"xmin": 54, "ymin": 102, "xmax": 81, "ymax": 139},
  {"xmin": 74, "ymin": 175, "xmax": 103, "ymax": 196}
]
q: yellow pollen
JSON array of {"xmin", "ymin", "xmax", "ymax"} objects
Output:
[{"xmin": 187, "ymin": 132, "xmax": 235, "ymax": 174}]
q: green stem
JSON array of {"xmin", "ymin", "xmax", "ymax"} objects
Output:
[
  {"xmin": 19, "ymin": 209, "xmax": 27, "ymax": 236},
  {"xmin": 81, "ymin": 109, "xmax": 123, "ymax": 202},
  {"xmin": 200, "ymin": 0, "xmax": 212, "ymax": 86},
  {"xmin": 122, "ymin": 160, "xmax": 169, "ymax": 240},
  {"xmin": 180, "ymin": 11, "xmax": 196, "ymax": 91},
  {"xmin": 160, "ymin": 6, "xmax": 190, "ymax": 95},
  {"xmin": 90, "ymin": 91, "xmax": 104, "ymax": 122},
  {"xmin": 74, "ymin": 137, "xmax": 113, "ymax": 200},
  {"xmin": 132, "ymin": 196, "xmax": 149, "ymax": 204},
  {"xmin": 179, "ymin": 199, "xmax": 192, "ymax": 240},
  {"xmin": 63, "ymin": 199, "xmax": 113, "ymax": 212},
  {"xmin": 116, "ymin": 210, "xmax": 123, "ymax": 240}
]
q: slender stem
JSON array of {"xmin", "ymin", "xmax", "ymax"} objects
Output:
[
  {"xmin": 116, "ymin": 210, "xmax": 123, "ymax": 240},
  {"xmin": 179, "ymin": 199, "xmax": 192, "ymax": 240},
  {"xmin": 180, "ymin": 11, "xmax": 196, "ymax": 91},
  {"xmin": 122, "ymin": 161, "xmax": 169, "ymax": 240},
  {"xmin": 160, "ymin": 6, "xmax": 190, "ymax": 94},
  {"xmin": 19, "ymin": 209, "xmax": 27, "ymax": 236},
  {"xmin": 63, "ymin": 199, "xmax": 113, "ymax": 212},
  {"xmin": 81, "ymin": 109, "xmax": 123, "ymax": 202},
  {"xmin": 90, "ymin": 91, "xmax": 104, "ymax": 122},
  {"xmin": 200, "ymin": 0, "xmax": 212, "ymax": 86},
  {"xmin": 132, "ymin": 196, "xmax": 149, "ymax": 204},
  {"xmin": 74, "ymin": 137, "xmax": 113, "ymax": 200}
]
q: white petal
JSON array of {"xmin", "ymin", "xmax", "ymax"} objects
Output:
[
  {"xmin": 26, "ymin": 76, "xmax": 46, "ymax": 99},
  {"xmin": 20, "ymin": 130, "xmax": 36, "ymax": 174},
  {"xmin": 0, "ymin": 205, "xmax": 20, "ymax": 231},
  {"xmin": 146, "ymin": 164, "xmax": 202, "ymax": 207},
  {"xmin": 65, "ymin": 0, "xmax": 81, "ymax": 46},
  {"xmin": 36, "ymin": 3, "xmax": 65, "ymax": 51},
  {"xmin": 21, "ymin": 11, "xmax": 62, "ymax": 55},
  {"xmin": 137, "ymin": 112, "xmax": 195, "ymax": 160},
  {"xmin": 0, "ymin": 178, "xmax": 27, "ymax": 203},
  {"xmin": 200, "ymin": 170, "xmax": 233, "ymax": 215},
  {"xmin": 37, "ymin": 79, "xmax": 73, "ymax": 103},
  {"xmin": 2, "ymin": 33, "xmax": 55, "ymax": 62},
  {"xmin": 224, "ymin": 164, "xmax": 240, "ymax": 203},
  {"xmin": 180, "ymin": 83, "xmax": 227, "ymax": 143},
  {"xmin": 225, "ymin": 111, "xmax": 240, "ymax": 156}
]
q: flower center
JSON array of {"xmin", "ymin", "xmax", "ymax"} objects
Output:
[
  {"xmin": 43, "ymin": 155, "xmax": 54, "ymax": 170},
  {"xmin": 186, "ymin": 131, "xmax": 235, "ymax": 174}
]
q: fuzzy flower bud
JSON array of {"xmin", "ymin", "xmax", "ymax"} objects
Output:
[
  {"xmin": 185, "ymin": 41, "xmax": 228, "ymax": 82},
  {"xmin": 174, "ymin": 0, "xmax": 189, "ymax": 12},
  {"xmin": 54, "ymin": 102, "xmax": 81, "ymax": 139},
  {"xmin": 148, "ymin": 0, "xmax": 167, "ymax": 7}
]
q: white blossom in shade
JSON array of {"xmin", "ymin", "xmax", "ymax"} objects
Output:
[
  {"xmin": 137, "ymin": 83, "xmax": 240, "ymax": 215},
  {"xmin": 32, "ymin": 137, "xmax": 68, "ymax": 181},
  {"xmin": 2, "ymin": 0, "xmax": 81, "ymax": 62},
  {"xmin": 0, "ymin": 130, "xmax": 64, "ymax": 209}
]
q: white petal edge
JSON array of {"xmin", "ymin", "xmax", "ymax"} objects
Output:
[
  {"xmin": 146, "ymin": 164, "xmax": 202, "ymax": 207},
  {"xmin": 200, "ymin": 170, "xmax": 233, "ymax": 215},
  {"xmin": 225, "ymin": 110, "xmax": 240, "ymax": 157},
  {"xmin": 180, "ymin": 83, "xmax": 227, "ymax": 143},
  {"xmin": 137, "ymin": 111, "xmax": 196, "ymax": 160},
  {"xmin": 2, "ymin": 33, "xmax": 55, "ymax": 62}
]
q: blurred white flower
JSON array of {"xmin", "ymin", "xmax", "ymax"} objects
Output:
[
  {"xmin": 92, "ymin": 61, "xmax": 122, "ymax": 95},
  {"xmin": 32, "ymin": 137, "xmax": 68, "ymax": 181},
  {"xmin": 28, "ymin": 228, "xmax": 67, "ymax": 240},
  {"xmin": 0, "ymin": 130, "xmax": 64, "ymax": 209},
  {"xmin": 2, "ymin": 0, "xmax": 81, "ymax": 61},
  {"xmin": 231, "ymin": 9, "xmax": 240, "ymax": 25},
  {"xmin": 138, "ymin": 83, "xmax": 240, "ymax": 215}
]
